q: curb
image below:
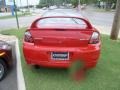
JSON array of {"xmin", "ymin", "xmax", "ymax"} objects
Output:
[{"xmin": 15, "ymin": 39, "xmax": 26, "ymax": 90}]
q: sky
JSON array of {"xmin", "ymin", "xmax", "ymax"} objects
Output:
[{"xmin": 5, "ymin": 0, "xmax": 39, "ymax": 6}]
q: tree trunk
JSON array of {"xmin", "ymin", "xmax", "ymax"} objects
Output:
[{"xmin": 110, "ymin": 0, "xmax": 120, "ymax": 40}]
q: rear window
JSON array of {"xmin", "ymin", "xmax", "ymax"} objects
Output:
[{"xmin": 37, "ymin": 17, "xmax": 87, "ymax": 28}]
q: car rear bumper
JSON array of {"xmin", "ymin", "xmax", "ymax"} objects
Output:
[{"xmin": 23, "ymin": 42, "xmax": 101, "ymax": 69}]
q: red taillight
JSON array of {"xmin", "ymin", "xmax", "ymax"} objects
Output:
[
  {"xmin": 24, "ymin": 31, "xmax": 34, "ymax": 43},
  {"xmin": 89, "ymin": 32, "xmax": 100, "ymax": 44}
]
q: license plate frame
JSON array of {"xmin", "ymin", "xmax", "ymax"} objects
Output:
[{"xmin": 51, "ymin": 52, "xmax": 69, "ymax": 60}]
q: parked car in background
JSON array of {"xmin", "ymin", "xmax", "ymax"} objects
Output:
[
  {"xmin": 49, "ymin": 5, "xmax": 57, "ymax": 10},
  {"xmin": 0, "ymin": 40, "xmax": 12, "ymax": 81},
  {"xmin": 42, "ymin": 7, "xmax": 47, "ymax": 10},
  {"xmin": 23, "ymin": 15, "xmax": 101, "ymax": 71},
  {"xmin": 81, "ymin": 4, "xmax": 87, "ymax": 10}
]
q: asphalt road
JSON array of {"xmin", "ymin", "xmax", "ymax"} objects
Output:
[
  {"xmin": 0, "ymin": 59, "xmax": 18, "ymax": 90},
  {"xmin": 0, "ymin": 9, "xmax": 47, "ymax": 30},
  {"xmin": 0, "ymin": 15, "xmax": 39, "ymax": 30},
  {"xmin": 42, "ymin": 8, "xmax": 115, "ymax": 35},
  {"xmin": 82, "ymin": 6, "xmax": 114, "ymax": 27},
  {"xmin": 1, "ymin": 8, "xmax": 115, "ymax": 35},
  {"xmin": 0, "ymin": 8, "xmax": 114, "ymax": 29}
]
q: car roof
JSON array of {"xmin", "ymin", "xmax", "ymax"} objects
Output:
[{"xmin": 42, "ymin": 9, "xmax": 85, "ymax": 19}]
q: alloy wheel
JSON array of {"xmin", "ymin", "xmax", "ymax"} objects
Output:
[{"xmin": 0, "ymin": 63, "xmax": 4, "ymax": 80}]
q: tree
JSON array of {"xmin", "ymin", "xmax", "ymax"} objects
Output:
[
  {"xmin": 38, "ymin": 0, "xmax": 65, "ymax": 8},
  {"xmin": 71, "ymin": 0, "xmax": 78, "ymax": 7},
  {"xmin": 70, "ymin": 0, "xmax": 98, "ymax": 7},
  {"xmin": 110, "ymin": 0, "xmax": 120, "ymax": 40}
]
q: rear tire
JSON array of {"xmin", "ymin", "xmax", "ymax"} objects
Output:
[
  {"xmin": 33, "ymin": 65, "xmax": 40, "ymax": 69},
  {"xmin": 0, "ymin": 60, "xmax": 7, "ymax": 81}
]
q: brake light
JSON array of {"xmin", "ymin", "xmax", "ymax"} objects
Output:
[
  {"xmin": 89, "ymin": 32, "xmax": 100, "ymax": 44},
  {"xmin": 24, "ymin": 31, "xmax": 34, "ymax": 43}
]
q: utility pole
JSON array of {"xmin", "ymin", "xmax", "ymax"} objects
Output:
[
  {"xmin": 20, "ymin": 0, "xmax": 23, "ymax": 14},
  {"xmin": 110, "ymin": 0, "xmax": 120, "ymax": 40},
  {"xmin": 78, "ymin": 0, "xmax": 80, "ymax": 5},
  {"xmin": 27, "ymin": 0, "xmax": 30, "ymax": 12},
  {"xmin": 46, "ymin": 0, "xmax": 49, "ymax": 8},
  {"xmin": 78, "ymin": 0, "xmax": 81, "ymax": 11},
  {"xmin": 13, "ymin": 0, "xmax": 19, "ymax": 29}
]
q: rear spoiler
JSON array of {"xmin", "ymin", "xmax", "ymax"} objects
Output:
[{"xmin": 30, "ymin": 16, "xmax": 93, "ymax": 29}]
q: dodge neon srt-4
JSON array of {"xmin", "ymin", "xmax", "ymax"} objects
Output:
[{"xmin": 23, "ymin": 16, "xmax": 101, "ymax": 70}]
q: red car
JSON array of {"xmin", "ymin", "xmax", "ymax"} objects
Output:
[{"xmin": 23, "ymin": 16, "xmax": 101, "ymax": 70}]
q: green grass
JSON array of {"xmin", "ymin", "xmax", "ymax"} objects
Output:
[
  {"xmin": 0, "ymin": 13, "xmax": 31, "ymax": 19},
  {"xmin": 1, "ymin": 28, "xmax": 120, "ymax": 90}
]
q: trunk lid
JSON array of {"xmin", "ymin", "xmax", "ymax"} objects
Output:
[{"xmin": 30, "ymin": 29, "xmax": 93, "ymax": 47}]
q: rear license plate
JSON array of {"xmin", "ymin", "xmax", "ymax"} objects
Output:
[{"xmin": 51, "ymin": 52, "xmax": 69, "ymax": 60}]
